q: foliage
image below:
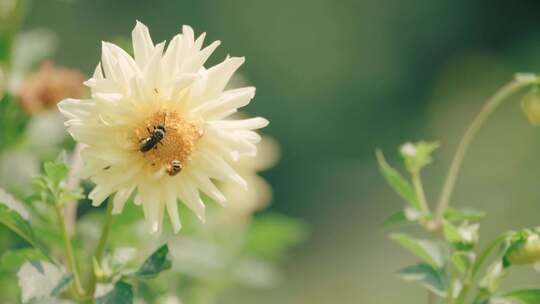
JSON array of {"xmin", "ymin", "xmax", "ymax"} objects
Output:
[{"xmin": 379, "ymin": 74, "xmax": 540, "ymax": 304}]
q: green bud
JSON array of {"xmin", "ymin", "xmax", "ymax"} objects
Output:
[
  {"xmin": 521, "ymin": 87, "xmax": 540, "ymax": 125},
  {"xmin": 504, "ymin": 232, "xmax": 540, "ymax": 266},
  {"xmin": 399, "ymin": 141, "xmax": 439, "ymax": 172}
]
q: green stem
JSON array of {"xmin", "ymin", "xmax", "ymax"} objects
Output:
[
  {"xmin": 88, "ymin": 199, "xmax": 114, "ymax": 297},
  {"xmin": 428, "ymin": 291, "xmax": 436, "ymax": 304},
  {"xmin": 411, "ymin": 170, "xmax": 429, "ymax": 214},
  {"xmin": 54, "ymin": 203, "xmax": 85, "ymax": 298},
  {"xmin": 434, "ymin": 76, "xmax": 538, "ymax": 228},
  {"xmin": 95, "ymin": 200, "xmax": 114, "ymax": 262}
]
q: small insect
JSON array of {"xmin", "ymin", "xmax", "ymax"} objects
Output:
[
  {"xmin": 139, "ymin": 125, "xmax": 166, "ymax": 152},
  {"xmin": 167, "ymin": 160, "xmax": 182, "ymax": 176}
]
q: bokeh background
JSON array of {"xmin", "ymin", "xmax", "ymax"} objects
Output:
[{"xmin": 9, "ymin": 0, "xmax": 540, "ymax": 302}]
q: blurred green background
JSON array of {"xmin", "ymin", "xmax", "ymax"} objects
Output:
[{"xmin": 17, "ymin": 0, "xmax": 540, "ymax": 303}]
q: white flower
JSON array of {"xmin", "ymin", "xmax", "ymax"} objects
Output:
[
  {"xmin": 400, "ymin": 142, "xmax": 417, "ymax": 157},
  {"xmin": 58, "ymin": 21, "xmax": 268, "ymax": 234},
  {"xmin": 221, "ymin": 136, "xmax": 279, "ymax": 216},
  {"xmin": 17, "ymin": 262, "xmax": 66, "ymax": 303}
]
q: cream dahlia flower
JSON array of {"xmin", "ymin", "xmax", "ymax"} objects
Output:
[
  {"xmin": 58, "ymin": 21, "xmax": 268, "ymax": 233},
  {"xmin": 221, "ymin": 136, "xmax": 280, "ymax": 216}
]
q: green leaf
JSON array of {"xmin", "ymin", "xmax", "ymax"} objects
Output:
[
  {"xmin": 382, "ymin": 211, "xmax": 408, "ymax": 227},
  {"xmin": 0, "ymin": 248, "xmax": 47, "ymax": 274},
  {"xmin": 135, "ymin": 244, "xmax": 172, "ymax": 279},
  {"xmin": 95, "ymin": 281, "xmax": 133, "ymax": 304},
  {"xmin": 376, "ymin": 150, "xmax": 419, "ymax": 209},
  {"xmin": 452, "ymin": 251, "xmax": 474, "ymax": 274},
  {"xmin": 245, "ymin": 213, "xmax": 308, "ymax": 261},
  {"xmin": 397, "ymin": 263, "xmax": 448, "ymax": 297},
  {"xmin": 479, "ymin": 261, "xmax": 506, "ymax": 295},
  {"xmin": 0, "ymin": 205, "xmax": 47, "ymax": 254},
  {"xmin": 390, "ymin": 233, "xmax": 447, "ymax": 268},
  {"xmin": 444, "ymin": 208, "xmax": 486, "ymax": 222},
  {"xmin": 443, "ymin": 221, "xmax": 479, "ymax": 250},
  {"xmin": 400, "ymin": 141, "xmax": 440, "ymax": 172},
  {"xmin": 472, "ymin": 232, "xmax": 512, "ymax": 278},
  {"xmin": 382, "ymin": 208, "xmax": 427, "ymax": 227},
  {"xmin": 504, "ymin": 289, "xmax": 540, "ymax": 303},
  {"xmin": 443, "ymin": 220, "xmax": 463, "ymax": 244},
  {"xmin": 43, "ymin": 160, "xmax": 69, "ymax": 187}
]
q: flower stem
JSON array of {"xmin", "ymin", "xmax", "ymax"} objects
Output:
[
  {"xmin": 88, "ymin": 199, "xmax": 114, "ymax": 296},
  {"xmin": 433, "ymin": 76, "xmax": 538, "ymax": 228},
  {"xmin": 428, "ymin": 291, "xmax": 436, "ymax": 304},
  {"xmin": 54, "ymin": 203, "xmax": 85, "ymax": 297},
  {"xmin": 95, "ymin": 199, "xmax": 114, "ymax": 262},
  {"xmin": 411, "ymin": 170, "xmax": 429, "ymax": 214}
]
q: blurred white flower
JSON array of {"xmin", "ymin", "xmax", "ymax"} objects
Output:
[
  {"xmin": 17, "ymin": 262, "xmax": 65, "ymax": 303},
  {"xmin": 221, "ymin": 136, "xmax": 280, "ymax": 216},
  {"xmin": 400, "ymin": 142, "xmax": 417, "ymax": 157},
  {"xmin": 58, "ymin": 21, "xmax": 267, "ymax": 234}
]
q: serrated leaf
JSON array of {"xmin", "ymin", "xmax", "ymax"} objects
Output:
[
  {"xmin": 397, "ymin": 263, "xmax": 448, "ymax": 297},
  {"xmin": 135, "ymin": 244, "xmax": 171, "ymax": 279},
  {"xmin": 444, "ymin": 208, "xmax": 486, "ymax": 222},
  {"xmin": 504, "ymin": 289, "xmax": 540, "ymax": 303},
  {"xmin": 0, "ymin": 248, "xmax": 47, "ymax": 274},
  {"xmin": 390, "ymin": 233, "xmax": 446, "ymax": 268},
  {"xmin": 376, "ymin": 150, "xmax": 419, "ymax": 210},
  {"xmin": 95, "ymin": 281, "xmax": 133, "ymax": 304}
]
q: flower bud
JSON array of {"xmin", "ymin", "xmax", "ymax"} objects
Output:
[
  {"xmin": 521, "ymin": 87, "xmax": 540, "ymax": 125},
  {"xmin": 504, "ymin": 233, "xmax": 540, "ymax": 266}
]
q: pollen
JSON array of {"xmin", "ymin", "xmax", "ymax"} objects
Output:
[{"xmin": 134, "ymin": 111, "xmax": 203, "ymax": 171}]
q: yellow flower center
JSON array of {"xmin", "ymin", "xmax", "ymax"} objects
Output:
[{"xmin": 134, "ymin": 111, "xmax": 202, "ymax": 171}]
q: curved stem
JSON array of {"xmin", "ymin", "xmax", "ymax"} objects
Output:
[
  {"xmin": 433, "ymin": 76, "xmax": 538, "ymax": 228},
  {"xmin": 54, "ymin": 203, "xmax": 85, "ymax": 297},
  {"xmin": 88, "ymin": 199, "xmax": 114, "ymax": 297}
]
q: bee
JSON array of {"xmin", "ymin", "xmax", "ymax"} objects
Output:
[
  {"xmin": 140, "ymin": 125, "xmax": 166, "ymax": 152},
  {"xmin": 167, "ymin": 160, "xmax": 182, "ymax": 176}
]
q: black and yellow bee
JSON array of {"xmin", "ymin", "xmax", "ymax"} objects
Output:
[{"xmin": 140, "ymin": 125, "xmax": 165, "ymax": 152}]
